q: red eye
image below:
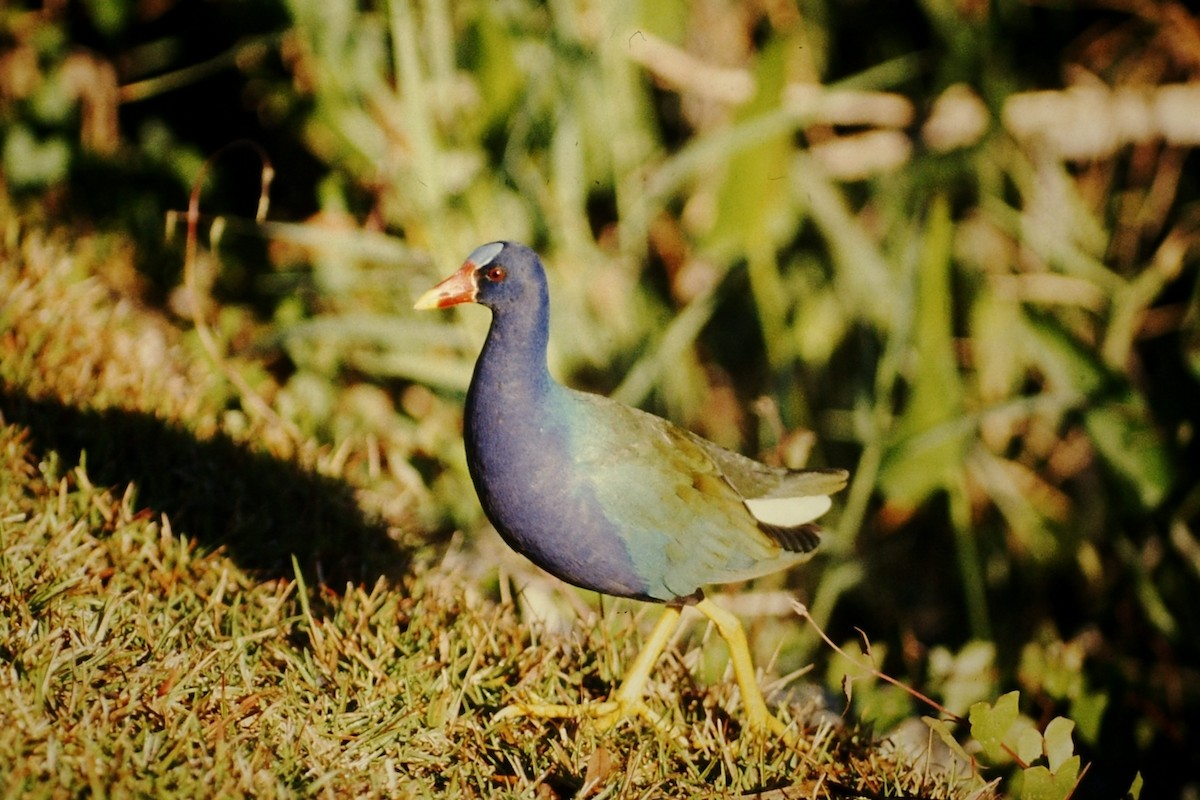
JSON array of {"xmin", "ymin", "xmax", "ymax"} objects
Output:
[{"xmin": 486, "ymin": 266, "xmax": 507, "ymax": 282}]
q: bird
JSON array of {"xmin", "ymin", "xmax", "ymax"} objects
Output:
[{"xmin": 414, "ymin": 241, "xmax": 848, "ymax": 740}]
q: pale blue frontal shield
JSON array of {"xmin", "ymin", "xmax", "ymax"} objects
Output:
[{"xmin": 467, "ymin": 241, "xmax": 505, "ymax": 267}]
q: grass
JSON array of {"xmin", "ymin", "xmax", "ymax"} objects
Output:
[
  {"xmin": 0, "ymin": 224, "xmax": 981, "ymax": 797},
  {"xmin": 4, "ymin": 1, "xmax": 1198, "ymax": 794}
]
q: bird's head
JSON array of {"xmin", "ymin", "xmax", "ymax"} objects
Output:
[{"xmin": 414, "ymin": 241, "xmax": 546, "ymax": 313}]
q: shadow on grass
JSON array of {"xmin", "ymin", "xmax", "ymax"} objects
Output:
[{"xmin": 0, "ymin": 385, "xmax": 412, "ymax": 590}]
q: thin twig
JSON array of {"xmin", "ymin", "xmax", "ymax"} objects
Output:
[{"xmin": 792, "ymin": 602, "xmax": 960, "ymax": 723}]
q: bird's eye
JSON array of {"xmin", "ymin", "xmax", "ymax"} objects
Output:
[{"xmin": 485, "ymin": 266, "xmax": 507, "ymax": 283}]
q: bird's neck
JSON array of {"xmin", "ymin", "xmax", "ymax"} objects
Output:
[{"xmin": 471, "ymin": 293, "xmax": 557, "ymax": 411}]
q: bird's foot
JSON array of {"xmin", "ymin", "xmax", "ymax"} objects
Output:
[
  {"xmin": 492, "ymin": 602, "xmax": 802, "ymax": 749},
  {"xmin": 742, "ymin": 707, "xmax": 797, "ymax": 746},
  {"xmin": 494, "ymin": 695, "xmax": 684, "ymax": 743},
  {"xmin": 494, "ymin": 697, "xmax": 620, "ymax": 723},
  {"xmin": 495, "ymin": 694, "xmax": 798, "ymax": 749}
]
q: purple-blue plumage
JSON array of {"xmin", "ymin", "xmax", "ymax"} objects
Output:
[
  {"xmin": 416, "ymin": 242, "xmax": 848, "ymax": 606},
  {"xmin": 459, "ymin": 244, "xmax": 652, "ymax": 599}
]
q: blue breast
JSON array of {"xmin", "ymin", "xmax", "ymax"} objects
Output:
[
  {"xmin": 461, "ymin": 282, "xmax": 657, "ymax": 600},
  {"xmin": 465, "ymin": 373, "xmax": 654, "ymax": 600}
]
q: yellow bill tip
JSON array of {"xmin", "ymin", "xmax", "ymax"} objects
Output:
[{"xmin": 413, "ymin": 261, "xmax": 478, "ymax": 310}]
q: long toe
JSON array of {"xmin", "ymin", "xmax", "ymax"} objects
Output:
[
  {"xmin": 592, "ymin": 697, "xmax": 645, "ymax": 732},
  {"xmin": 496, "ymin": 696, "xmax": 687, "ymax": 744},
  {"xmin": 494, "ymin": 698, "xmax": 621, "ymax": 723}
]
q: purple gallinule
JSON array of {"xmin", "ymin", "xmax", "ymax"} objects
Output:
[{"xmin": 415, "ymin": 242, "xmax": 848, "ymax": 739}]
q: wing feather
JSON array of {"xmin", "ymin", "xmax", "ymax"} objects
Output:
[{"xmin": 562, "ymin": 390, "xmax": 848, "ymax": 598}]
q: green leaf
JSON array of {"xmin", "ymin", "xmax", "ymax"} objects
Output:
[
  {"xmin": 1083, "ymin": 403, "xmax": 1170, "ymax": 509},
  {"xmin": 1015, "ymin": 757, "xmax": 1080, "ymax": 800},
  {"xmin": 1126, "ymin": 772, "xmax": 1144, "ymax": 800},
  {"xmin": 1055, "ymin": 755, "xmax": 1081, "ymax": 785},
  {"xmin": 1043, "ymin": 717, "xmax": 1075, "ymax": 772},
  {"xmin": 933, "ymin": 641, "xmax": 997, "ymax": 717},
  {"xmin": 968, "ymin": 690, "xmax": 1020, "ymax": 762},
  {"xmin": 708, "ymin": 37, "xmax": 792, "ymax": 257},
  {"xmin": 704, "ymin": 37, "xmax": 796, "ymax": 377},
  {"xmin": 1021, "ymin": 309, "xmax": 1171, "ymax": 510},
  {"xmin": 1016, "ymin": 726, "xmax": 1043, "ymax": 766},
  {"xmin": 903, "ymin": 196, "xmax": 963, "ymax": 432},
  {"xmin": 879, "ymin": 196, "xmax": 969, "ymax": 507},
  {"xmin": 1069, "ymin": 688, "xmax": 1108, "ymax": 744},
  {"xmin": 462, "ymin": 8, "xmax": 523, "ymax": 134},
  {"xmin": 922, "ymin": 716, "xmax": 975, "ymax": 768},
  {"xmin": 2, "ymin": 127, "xmax": 71, "ymax": 189}
]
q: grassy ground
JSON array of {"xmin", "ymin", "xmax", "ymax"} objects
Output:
[
  {"xmin": 0, "ymin": 228, "xmax": 980, "ymax": 797},
  {"xmin": 5, "ymin": 2, "xmax": 1197, "ymax": 795}
]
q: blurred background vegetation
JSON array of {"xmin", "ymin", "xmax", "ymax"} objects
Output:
[{"xmin": 2, "ymin": 0, "xmax": 1198, "ymax": 795}]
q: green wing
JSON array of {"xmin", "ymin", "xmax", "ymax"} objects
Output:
[{"xmin": 563, "ymin": 390, "xmax": 847, "ymax": 600}]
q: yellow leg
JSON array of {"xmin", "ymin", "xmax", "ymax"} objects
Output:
[
  {"xmin": 597, "ymin": 605, "xmax": 681, "ymax": 730},
  {"xmin": 495, "ymin": 606, "xmax": 683, "ymax": 737},
  {"xmin": 694, "ymin": 598, "xmax": 792, "ymax": 741},
  {"xmin": 495, "ymin": 600, "xmax": 795, "ymax": 744}
]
